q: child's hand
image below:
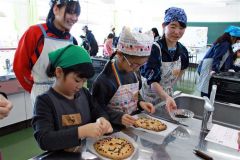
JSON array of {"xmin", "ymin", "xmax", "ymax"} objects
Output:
[
  {"xmin": 96, "ymin": 117, "xmax": 113, "ymax": 134},
  {"xmin": 140, "ymin": 101, "xmax": 155, "ymax": 114},
  {"xmin": 78, "ymin": 123, "xmax": 104, "ymax": 138},
  {"xmin": 121, "ymin": 114, "xmax": 136, "ymax": 126},
  {"xmin": 0, "ymin": 94, "xmax": 13, "ymax": 119}
]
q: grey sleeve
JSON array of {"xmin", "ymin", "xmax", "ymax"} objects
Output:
[{"xmin": 32, "ymin": 95, "xmax": 80, "ymax": 151}]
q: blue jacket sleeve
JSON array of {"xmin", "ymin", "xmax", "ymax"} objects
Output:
[
  {"xmin": 140, "ymin": 44, "xmax": 161, "ymax": 85},
  {"xmin": 212, "ymin": 42, "xmax": 230, "ymax": 72},
  {"xmin": 86, "ymin": 32, "xmax": 95, "ymax": 45}
]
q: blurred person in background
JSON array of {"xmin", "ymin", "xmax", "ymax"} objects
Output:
[
  {"xmin": 82, "ymin": 25, "xmax": 99, "ymax": 56},
  {"xmin": 103, "ymin": 33, "xmax": 114, "ymax": 58},
  {"xmin": 79, "ymin": 35, "xmax": 90, "ymax": 51},
  {"xmin": 197, "ymin": 26, "xmax": 240, "ymax": 97},
  {"xmin": 140, "ymin": 7, "xmax": 189, "ymax": 113},
  {"xmin": 151, "ymin": 27, "xmax": 161, "ymax": 41},
  {"xmin": 13, "ymin": 0, "xmax": 80, "ymax": 104}
]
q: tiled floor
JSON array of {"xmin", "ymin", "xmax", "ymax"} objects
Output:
[{"xmin": 0, "ymin": 67, "xmax": 200, "ymax": 160}]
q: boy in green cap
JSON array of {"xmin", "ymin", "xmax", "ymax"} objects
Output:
[{"xmin": 32, "ymin": 44, "xmax": 112, "ymax": 152}]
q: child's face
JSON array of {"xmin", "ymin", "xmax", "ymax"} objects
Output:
[
  {"xmin": 123, "ymin": 55, "xmax": 148, "ymax": 72},
  {"xmin": 54, "ymin": 5, "xmax": 79, "ymax": 31},
  {"xmin": 59, "ymin": 72, "xmax": 87, "ymax": 96}
]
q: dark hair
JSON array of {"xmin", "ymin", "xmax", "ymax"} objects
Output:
[
  {"xmin": 214, "ymin": 32, "xmax": 240, "ymax": 45},
  {"xmin": 46, "ymin": 63, "xmax": 95, "ymax": 79},
  {"xmin": 151, "ymin": 28, "xmax": 159, "ymax": 38},
  {"xmin": 163, "ymin": 21, "xmax": 187, "ymax": 28},
  {"xmin": 107, "ymin": 33, "xmax": 114, "ymax": 39},
  {"xmin": 47, "ymin": 1, "xmax": 81, "ymax": 23},
  {"xmin": 213, "ymin": 33, "xmax": 232, "ymax": 45}
]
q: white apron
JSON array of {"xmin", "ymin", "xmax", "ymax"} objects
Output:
[
  {"xmin": 107, "ymin": 61, "xmax": 139, "ymax": 114},
  {"xmin": 197, "ymin": 51, "xmax": 229, "ymax": 94},
  {"xmin": 31, "ymin": 24, "xmax": 73, "ymax": 105},
  {"xmin": 141, "ymin": 43, "xmax": 181, "ymax": 105}
]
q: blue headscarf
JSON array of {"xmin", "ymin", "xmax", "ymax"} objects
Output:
[
  {"xmin": 164, "ymin": 7, "xmax": 187, "ymax": 26},
  {"xmin": 224, "ymin": 25, "xmax": 240, "ymax": 37}
]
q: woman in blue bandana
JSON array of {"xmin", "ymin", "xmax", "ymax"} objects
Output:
[
  {"xmin": 197, "ymin": 25, "xmax": 240, "ymax": 97},
  {"xmin": 140, "ymin": 7, "xmax": 189, "ymax": 113}
]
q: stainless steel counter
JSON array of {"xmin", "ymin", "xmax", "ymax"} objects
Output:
[{"xmin": 30, "ymin": 111, "xmax": 240, "ymax": 160}]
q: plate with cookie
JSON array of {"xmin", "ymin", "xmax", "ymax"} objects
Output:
[
  {"xmin": 131, "ymin": 113, "xmax": 178, "ymax": 136},
  {"xmin": 87, "ymin": 132, "xmax": 138, "ymax": 160}
]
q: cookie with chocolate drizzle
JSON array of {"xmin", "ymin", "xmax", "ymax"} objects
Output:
[
  {"xmin": 134, "ymin": 117, "xmax": 167, "ymax": 132},
  {"xmin": 94, "ymin": 137, "xmax": 134, "ymax": 160}
]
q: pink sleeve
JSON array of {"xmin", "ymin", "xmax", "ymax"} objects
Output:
[{"xmin": 104, "ymin": 39, "xmax": 113, "ymax": 56}]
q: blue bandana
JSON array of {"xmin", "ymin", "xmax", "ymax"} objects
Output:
[
  {"xmin": 164, "ymin": 7, "xmax": 187, "ymax": 26},
  {"xmin": 224, "ymin": 25, "xmax": 240, "ymax": 37}
]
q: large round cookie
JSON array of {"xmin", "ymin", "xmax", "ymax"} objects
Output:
[
  {"xmin": 94, "ymin": 137, "xmax": 134, "ymax": 160},
  {"xmin": 134, "ymin": 117, "xmax": 167, "ymax": 132}
]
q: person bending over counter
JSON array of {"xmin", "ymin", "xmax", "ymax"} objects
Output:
[
  {"xmin": 92, "ymin": 26, "xmax": 155, "ymax": 131},
  {"xmin": 140, "ymin": 7, "xmax": 189, "ymax": 113},
  {"xmin": 197, "ymin": 26, "xmax": 240, "ymax": 97},
  {"xmin": 32, "ymin": 45, "xmax": 112, "ymax": 152}
]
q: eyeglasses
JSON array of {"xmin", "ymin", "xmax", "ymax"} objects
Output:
[{"xmin": 123, "ymin": 55, "xmax": 143, "ymax": 69}]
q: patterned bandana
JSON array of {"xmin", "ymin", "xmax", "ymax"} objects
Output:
[
  {"xmin": 164, "ymin": 7, "xmax": 187, "ymax": 25},
  {"xmin": 48, "ymin": 44, "xmax": 92, "ymax": 68},
  {"xmin": 117, "ymin": 26, "xmax": 154, "ymax": 56},
  {"xmin": 225, "ymin": 25, "xmax": 240, "ymax": 37}
]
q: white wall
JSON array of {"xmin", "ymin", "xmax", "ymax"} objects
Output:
[{"xmin": 0, "ymin": 0, "xmax": 239, "ymax": 48}]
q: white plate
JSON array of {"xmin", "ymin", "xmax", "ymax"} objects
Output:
[
  {"xmin": 86, "ymin": 132, "xmax": 138, "ymax": 160},
  {"xmin": 131, "ymin": 113, "xmax": 178, "ymax": 137}
]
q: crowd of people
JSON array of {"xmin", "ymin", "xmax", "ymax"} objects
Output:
[{"xmin": 0, "ymin": 0, "xmax": 239, "ymax": 157}]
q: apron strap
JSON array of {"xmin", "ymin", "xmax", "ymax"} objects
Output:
[
  {"xmin": 37, "ymin": 24, "xmax": 74, "ymax": 42},
  {"xmin": 38, "ymin": 24, "xmax": 48, "ymax": 38},
  {"xmin": 111, "ymin": 61, "xmax": 121, "ymax": 86},
  {"xmin": 153, "ymin": 42, "xmax": 162, "ymax": 63},
  {"xmin": 219, "ymin": 50, "xmax": 230, "ymax": 69}
]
